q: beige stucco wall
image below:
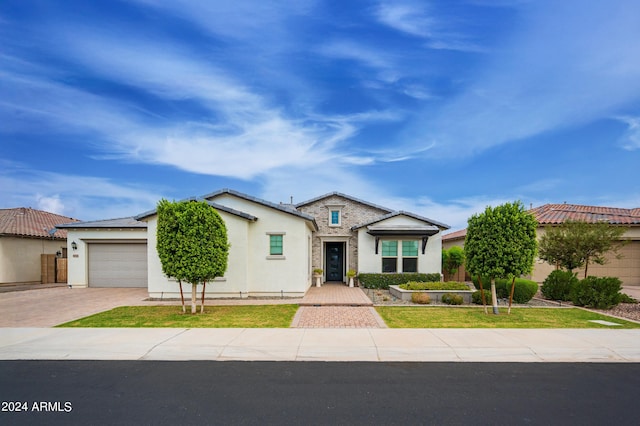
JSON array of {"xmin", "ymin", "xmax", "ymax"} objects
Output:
[
  {"xmin": 357, "ymin": 215, "xmax": 443, "ymax": 276},
  {"xmin": 0, "ymin": 236, "xmax": 65, "ymax": 284},
  {"xmin": 147, "ymin": 195, "xmax": 314, "ymax": 298},
  {"xmin": 443, "ymin": 226, "xmax": 640, "ymax": 286},
  {"xmin": 532, "ymin": 227, "xmax": 640, "ymax": 286},
  {"xmin": 65, "ymin": 228, "xmax": 147, "ymax": 288},
  {"xmin": 297, "ymin": 194, "xmax": 389, "ymax": 280}
]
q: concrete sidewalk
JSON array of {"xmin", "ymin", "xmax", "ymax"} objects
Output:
[{"xmin": 1, "ymin": 328, "xmax": 639, "ymax": 362}]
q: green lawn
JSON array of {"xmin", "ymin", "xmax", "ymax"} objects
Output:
[
  {"xmin": 56, "ymin": 304, "xmax": 640, "ymax": 329},
  {"xmin": 56, "ymin": 305, "xmax": 299, "ymax": 328},
  {"xmin": 375, "ymin": 307, "xmax": 640, "ymax": 328}
]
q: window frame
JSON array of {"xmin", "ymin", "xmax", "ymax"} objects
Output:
[
  {"xmin": 266, "ymin": 232, "xmax": 286, "ymax": 259},
  {"xmin": 380, "ymin": 239, "xmax": 419, "ymax": 273},
  {"xmin": 326, "ymin": 205, "xmax": 344, "ymax": 227}
]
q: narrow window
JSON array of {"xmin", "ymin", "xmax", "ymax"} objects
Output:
[
  {"xmin": 269, "ymin": 235, "xmax": 283, "ymax": 255},
  {"xmin": 402, "ymin": 241, "xmax": 419, "ymax": 273},
  {"xmin": 381, "ymin": 240, "xmax": 397, "ymax": 273},
  {"xmin": 330, "ymin": 209, "xmax": 340, "ymax": 226}
]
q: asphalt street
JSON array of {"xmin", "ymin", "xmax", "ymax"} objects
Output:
[{"xmin": 2, "ymin": 361, "xmax": 639, "ymax": 425}]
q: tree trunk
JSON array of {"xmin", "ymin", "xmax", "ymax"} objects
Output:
[
  {"xmin": 191, "ymin": 284, "xmax": 197, "ymax": 314},
  {"xmin": 508, "ymin": 276, "xmax": 516, "ymax": 314},
  {"xmin": 201, "ymin": 281, "xmax": 206, "ymax": 314},
  {"xmin": 179, "ymin": 280, "xmax": 186, "ymax": 314},
  {"xmin": 478, "ymin": 276, "xmax": 488, "ymax": 314},
  {"xmin": 490, "ymin": 279, "xmax": 499, "ymax": 315},
  {"xmin": 584, "ymin": 260, "xmax": 589, "ymax": 279}
]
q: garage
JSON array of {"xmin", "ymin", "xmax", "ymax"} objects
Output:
[{"xmin": 88, "ymin": 243, "xmax": 147, "ymax": 288}]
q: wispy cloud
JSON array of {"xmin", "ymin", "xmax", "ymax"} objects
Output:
[
  {"xmin": 374, "ymin": 1, "xmax": 485, "ymax": 52},
  {"xmin": 0, "ymin": 163, "xmax": 162, "ymax": 220},
  {"xmin": 2, "ymin": 29, "xmax": 394, "ymax": 180},
  {"xmin": 403, "ymin": 0, "xmax": 640, "ymax": 157},
  {"xmin": 374, "ymin": 2, "xmax": 434, "ymax": 38},
  {"xmin": 617, "ymin": 116, "xmax": 640, "ymax": 151}
]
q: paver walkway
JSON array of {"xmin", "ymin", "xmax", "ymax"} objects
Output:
[
  {"xmin": 292, "ymin": 307, "xmax": 386, "ymax": 328},
  {"xmin": 295, "ymin": 283, "xmax": 385, "ymax": 328},
  {"xmin": 299, "ymin": 282, "xmax": 373, "ymax": 306}
]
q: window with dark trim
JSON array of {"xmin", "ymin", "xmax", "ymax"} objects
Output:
[{"xmin": 381, "ymin": 240, "xmax": 419, "ymax": 273}]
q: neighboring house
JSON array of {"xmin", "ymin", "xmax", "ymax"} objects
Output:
[
  {"xmin": 0, "ymin": 207, "xmax": 78, "ymax": 284},
  {"xmin": 442, "ymin": 203, "xmax": 640, "ymax": 286},
  {"xmin": 57, "ymin": 189, "xmax": 449, "ymax": 297}
]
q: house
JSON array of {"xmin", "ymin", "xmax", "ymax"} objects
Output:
[
  {"xmin": 57, "ymin": 189, "xmax": 449, "ymax": 297},
  {"xmin": 442, "ymin": 203, "xmax": 640, "ymax": 286},
  {"xmin": 0, "ymin": 207, "xmax": 79, "ymax": 284}
]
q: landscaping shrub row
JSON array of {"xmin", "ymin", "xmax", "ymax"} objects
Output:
[
  {"xmin": 358, "ymin": 273, "xmax": 441, "ymax": 289},
  {"xmin": 542, "ymin": 272, "xmax": 625, "ymax": 309},
  {"xmin": 471, "ymin": 277, "xmax": 538, "ymax": 303},
  {"xmin": 399, "ymin": 281, "xmax": 469, "ymax": 291}
]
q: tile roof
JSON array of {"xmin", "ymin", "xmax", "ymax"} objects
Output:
[
  {"xmin": 530, "ymin": 203, "xmax": 640, "ymax": 225},
  {"xmin": 442, "ymin": 203, "xmax": 640, "ymax": 241},
  {"xmin": 203, "ymin": 189, "xmax": 318, "ymax": 229},
  {"xmin": 442, "ymin": 228, "xmax": 467, "ymax": 241},
  {"xmin": 134, "ymin": 199, "xmax": 258, "ymax": 222},
  {"xmin": 0, "ymin": 208, "xmax": 80, "ymax": 239},
  {"xmin": 56, "ymin": 217, "xmax": 147, "ymax": 229},
  {"xmin": 296, "ymin": 191, "xmax": 394, "ymax": 213},
  {"xmin": 352, "ymin": 211, "xmax": 450, "ymax": 230}
]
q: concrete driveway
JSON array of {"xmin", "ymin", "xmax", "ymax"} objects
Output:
[{"xmin": 0, "ymin": 287, "xmax": 150, "ymax": 327}]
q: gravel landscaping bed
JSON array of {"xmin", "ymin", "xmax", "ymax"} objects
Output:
[{"xmin": 364, "ymin": 287, "xmax": 640, "ymax": 322}]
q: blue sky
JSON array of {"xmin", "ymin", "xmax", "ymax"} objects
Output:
[{"xmin": 1, "ymin": 0, "xmax": 639, "ymax": 230}]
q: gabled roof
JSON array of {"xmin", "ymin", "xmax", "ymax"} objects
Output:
[
  {"xmin": 0, "ymin": 207, "xmax": 79, "ymax": 239},
  {"xmin": 442, "ymin": 203, "xmax": 640, "ymax": 242},
  {"xmin": 530, "ymin": 203, "xmax": 640, "ymax": 225},
  {"xmin": 203, "ymin": 189, "xmax": 318, "ymax": 229},
  {"xmin": 442, "ymin": 228, "xmax": 467, "ymax": 241},
  {"xmin": 135, "ymin": 198, "xmax": 258, "ymax": 222},
  {"xmin": 296, "ymin": 191, "xmax": 393, "ymax": 213},
  {"xmin": 352, "ymin": 211, "xmax": 450, "ymax": 231},
  {"xmin": 56, "ymin": 217, "xmax": 147, "ymax": 229}
]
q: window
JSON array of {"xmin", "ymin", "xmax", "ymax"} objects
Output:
[
  {"xmin": 330, "ymin": 210, "xmax": 340, "ymax": 225},
  {"xmin": 402, "ymin": 241, "xmax": 418, "ymax": 273},
  {"xmin": 381, "ymin": 241, "xmax": 397, "ymax": 273},
  {"xmin": 327, "ymin": 205, "xmax": 343, "ymax": 227},
  {"xmin": 269, "ymin": 235, "xmax": 283, "ymax": 255},
  {"xmin": 381, "ymin": 240, "xmax": 418, "ymax": 273}
]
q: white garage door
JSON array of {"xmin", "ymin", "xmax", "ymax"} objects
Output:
[{"xmin": 88, "ymin": 243, "xmax": 147, "ymax": 288}]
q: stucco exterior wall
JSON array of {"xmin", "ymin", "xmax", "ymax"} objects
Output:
[
  {"xmin": 65, "ymin": 229, "xmax": 147, "ymax": 288},
  {"xmin": 356, "ymin": 215, "xmax": 443, "ymax": 275},
  {"xmin": 0, "ymin": 236, "xmax": 65, "ymax": 284},
  {"xmin": 532, "ymin": 227, "xmax": 640, "ymax": 286},
  {"xmin": 146, "ymin": 211, "xmax": 252, "ymax": 298},
  {"xmin": 146, "ymin": 195, "xmax": 314, "ymax": 298},
  {"xmin": 297, "ymin": 195, "xmax": 389, "ymax": 278},
  {"xmin": 443, "ymin": 226, "xmax": 640, "ymax": 286}
]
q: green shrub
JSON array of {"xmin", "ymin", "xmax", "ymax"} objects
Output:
[
  {"xmin": 358, "ymin": 273, "xmax": 441, "ymax": 289},
  {"xmin": 472, "ymin": 290, "xmax": 492, "ymax": 305},
  {"xmin": 400, "ymin": 281, "xmax": 469, "ymax": 291},
  {"xmin": 411, "ymin": 293, "xmax": 431, "ymax": 304},
  {"xmin": 471, "ymin": 276, "xmax": 491, "ymax": 291},
  {"xmin": 541, "ymin": 270, "xmax": 578, "ymax": 301},
  {"xmin": 620, "ymin": 293, "xmax": 638, "ymax": 304},
  {"xmin": 472, "ymin": 277, "xmax": 538, "ymax": 303},
  {"xmin": 499, "ymin": 278, "xmax": 539, "ymax": 303},
  {"xmin": 570, "ymin": 276, "xmax": 622, "ymax": 309},
  {"xmin": 441, "ymin": 293, "xmax": 464, "ymax": 305}
]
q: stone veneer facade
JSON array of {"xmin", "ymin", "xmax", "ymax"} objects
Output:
[{"xmin": 297, "ymin": 194, "xmax": 391, "ymax": 279}]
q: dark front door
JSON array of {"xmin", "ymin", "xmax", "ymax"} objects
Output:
[{"xmin": 325, "ymin": 242, "xmax": 344, "ymax": 282}]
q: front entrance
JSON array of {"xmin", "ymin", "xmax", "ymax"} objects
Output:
[{"xmin": 325, "ymin": 242, "xmax": 345, "ymax": 282}]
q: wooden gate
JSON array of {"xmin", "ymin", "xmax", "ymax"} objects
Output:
[{"xmin": 41, "ymin": 254, "xmax": 68, "ymax": 283}]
